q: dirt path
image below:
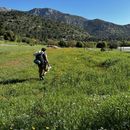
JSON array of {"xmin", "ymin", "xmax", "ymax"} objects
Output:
[{"xmin": 0, "ymin": 44, "xmax": 18, "ymax": 46}]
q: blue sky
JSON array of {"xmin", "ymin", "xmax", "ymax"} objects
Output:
[{"xmin": 0, "ymin": 0, "xmax": 130, "ymax": 25}]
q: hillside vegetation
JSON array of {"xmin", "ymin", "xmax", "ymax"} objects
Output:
[
  {"xmin": 29, "ymin": 8, "xmax": 130, "ymax": 40},
  {"xmin": 1, "ymin": 8, "xmax": 130, "ymax": 44},
  {"xmin": 0, "ymin": 44, "xmax": 130, "ymax": 129},
  {"xmin": 0, "ymin": 11, "xmax": 89, "ymax": 43}
]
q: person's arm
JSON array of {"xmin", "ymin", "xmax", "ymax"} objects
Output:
[{"xmin": 44, "ymin": 52, "xmax": 49, "ymax": 64}]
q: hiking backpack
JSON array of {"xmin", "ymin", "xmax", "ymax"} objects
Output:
[{"xmin": 33, "ymin": 51, "xmax": 45, "ymax": 65}]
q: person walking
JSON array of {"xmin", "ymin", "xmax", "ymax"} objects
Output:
[{"xmin": 34, "ymin": 48, "xmax": 51, "ymax": 80}]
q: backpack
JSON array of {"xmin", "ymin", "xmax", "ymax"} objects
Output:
[{"xmin": 33, "ymin": 51, "xmax": 45, "ymax": 65}]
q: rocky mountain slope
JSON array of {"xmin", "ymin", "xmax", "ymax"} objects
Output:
[{"xmin": 28, "ymin": 8, "xmax": 130, "ymax": 39}]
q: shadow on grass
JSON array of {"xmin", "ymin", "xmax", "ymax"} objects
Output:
[{"xmin": 0, "ymin": 78, "xmax": 38, "ymax": 85}]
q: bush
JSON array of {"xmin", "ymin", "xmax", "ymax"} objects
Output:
[
  {"xmin": 0, "ymin": 36, "xmax": 4, "ymax": 40},
  {"xmin": 4, "ymin": 31, "xmax": 16, "ymax": 41},
  {"xmin": 84, "ymin": 42, "xmax": 97, "ymax": 48},
  {"xmin": 47, "ymin": 39, "xmax": 58, "ymax": 46},
  {"xmin": 109, "ymin": 41, "xmax": 119, "ymax": 49},
  {"xmin": 96, "ymin": 41, "xmax": 106, "ymax": 48},
  {"xmin": 120, "ymin": 40, "xmax": 130, "ymax": 47},
  {"xmin": 76, "ymin": 41, "xmax": 84, "ymax": 48},
  {"xmin": 67, "ymin": 40, "xmax": 76, "ymax": 47},
  {"xmin": 21, "ymin": 37, "xmax": 30, "ymax": 44},
  {"xmin": 58, "ymin": 40, "xmax": 68, "ymax": 47},
  {"xmin": 30, "ymin": 39, "xmax": 39, "ymax": 46}
]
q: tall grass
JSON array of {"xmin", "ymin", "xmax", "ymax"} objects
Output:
[{"xmin": 0, "ymin": 43, "xmax": 130, "ymax": 129}]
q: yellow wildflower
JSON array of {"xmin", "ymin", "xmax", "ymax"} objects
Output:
[
  {"xmin": 32, "ymin": 126, "xmax": 35, "ymax": 130},
  {"xmin": 46, "ymin": 126, "xmax": 49, "ymax": 129}
]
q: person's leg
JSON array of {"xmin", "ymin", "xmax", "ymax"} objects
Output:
[
  {"xmin": 41, "ymin": 67, "xmax": 45, "ymax": 77},
  {"xmin": 38, "ymin": 65, "xmax": 44, "ymax": 80}
]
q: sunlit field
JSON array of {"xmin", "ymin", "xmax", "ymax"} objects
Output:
[{"xmin": 0, "ymin": 43, "xmax": 130, "ymax": 130}]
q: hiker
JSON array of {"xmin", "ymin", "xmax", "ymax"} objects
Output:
[{"xmin": 34, "ymin": 48, "xmax": 51, "ymax": 80}]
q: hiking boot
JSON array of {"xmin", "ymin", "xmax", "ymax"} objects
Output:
[{"xmin": 39, "ymin": 76, "xmax": 44, "ymax": 80}]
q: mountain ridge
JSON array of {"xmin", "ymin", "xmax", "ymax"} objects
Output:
[
  {"xmin": 28, "ymin": 8, "xmax": 128, "ymax": 26},
  {"xmin": 1, "ymin": 7, "xmax": 130, "ymax": 40},
  {"xmin": 28, "ymin": 8, "xmax": 130, "ymax": 39},
  {"xmin": 0, "ymin": 7, "xmax": 12, "ymax": 12},
  {"xmin": 1, "ymin": 7, "xmax": 129, "ymax": 25},
  {"xmin": 28, "ymin": 8, "xmax": 88, "ymax": 29}
]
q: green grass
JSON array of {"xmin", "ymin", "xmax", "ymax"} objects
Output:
[{"xmin": 0, "ymin": 43, "xmax": 130, "ymax": 130}]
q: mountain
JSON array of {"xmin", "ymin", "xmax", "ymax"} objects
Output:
[
  {"xmin": 0, "ymin": 7, "xmax": 12, "ymax": 12},
  {"xmin": 28, "ymin": 8, "xmax": 130, "ymax": 39},
  {"xmin": 28, "ymin": 8, "xmax": 88, "ymax": 29},
  {"xmin": 84, "ymin": 19, "xmax": 129, "ymax": 39},
  {"xmin": 0, "ymin": 7, "xmax": 130, "ymax": 40},
  {"xmin": 0, "ymin": 10, "xmax": 89, "ymax": 42}
]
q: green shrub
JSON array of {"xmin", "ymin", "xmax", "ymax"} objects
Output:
[
  {"xmin": 108, "ymin": 40, "xmax": 119, "ymax": 49},
  {"xmin": 120, "ymin": 40, "xmax": 130, "ymax": 47},
  {"xmin": 67, "ymin": 40, "xmax": 76, "ymax": 47},
  {"xmin": 76, "ymin": 41, "xmax": 84, "ymax": 48},
  {"xmin": 4, "ymin": 31, "xmax": 15, "ymax": 41},
  {"xmin": 96, "ymin": 41, "xmax": 106, "ymax": 48},
  {"xmin": 58, "ymin": 40, "xmax": 68, "ymax": 47},
  {"xmin": 22, "ymin": 37, "xmax": 30, "ymax": 44},
  {"xmin": 47, "ymin": 39, "xmax": 58, "ymax": 46},
  {"xmin": 84, "ymin": 41, "xmax": 97, "ymax": 48}
]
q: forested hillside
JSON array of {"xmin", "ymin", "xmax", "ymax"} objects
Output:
[
  {"xmin": 1, "ymin": 7, "xmax": 130, "ymax": 45},
  {"xmin": 0, "ymin": 11, "xmax": 89, "ymax": 43}
]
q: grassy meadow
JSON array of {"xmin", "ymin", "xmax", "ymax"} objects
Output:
[{"xmin": 0, "ymin": 43, "xmax": 130, "ymax": 130}]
